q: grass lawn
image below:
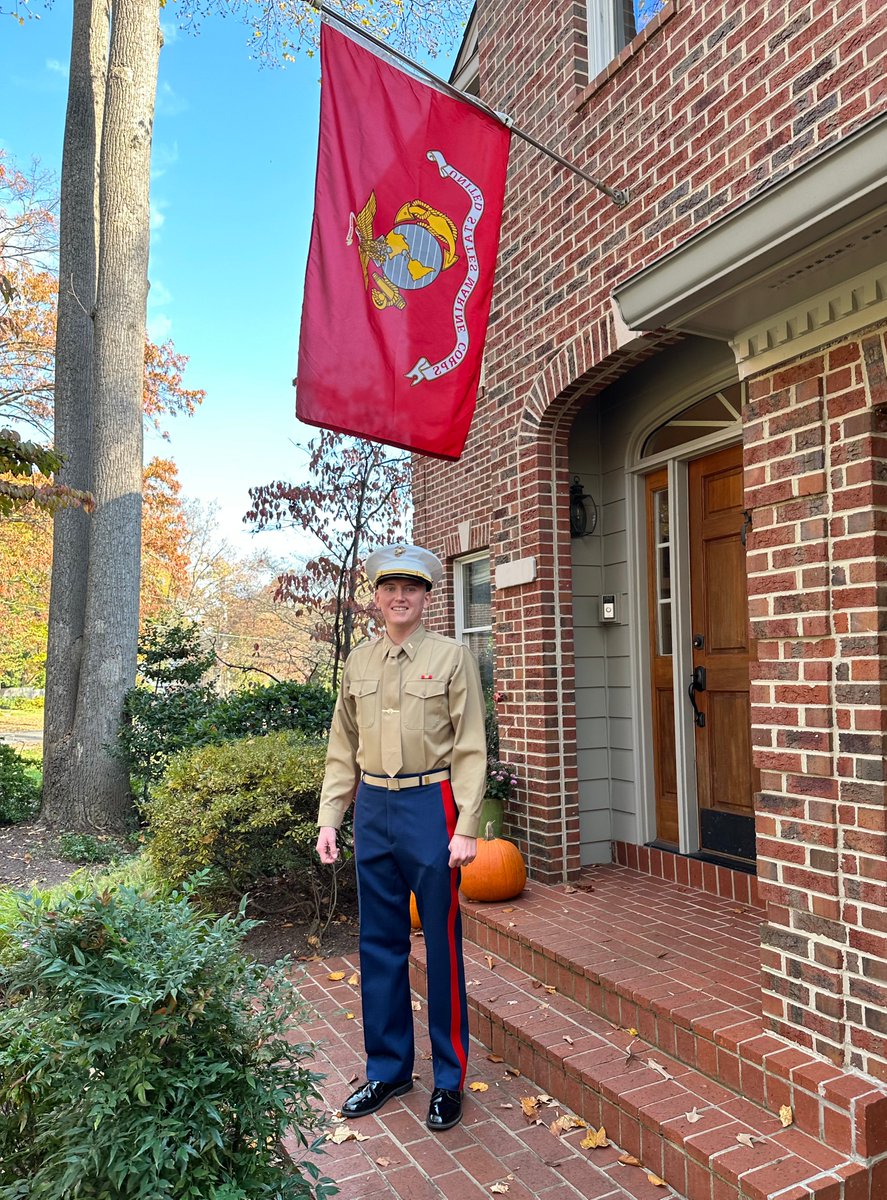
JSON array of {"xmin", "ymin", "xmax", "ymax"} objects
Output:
[{"xmin": 0, "ymin": 703, "xmax": 44, "ymax": 733}]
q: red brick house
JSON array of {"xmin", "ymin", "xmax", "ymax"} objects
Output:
[{"xmin": 414, "ymin": 0, "xmax": 887, "ymax": 1103}]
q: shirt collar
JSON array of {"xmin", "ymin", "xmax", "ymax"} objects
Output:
[{"xmin": 382, "ymin": 623, "xmax": 426, "ymax": 660}]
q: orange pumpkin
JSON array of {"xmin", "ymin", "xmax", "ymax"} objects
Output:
[
  {"xmin": 409, "ymin": 891, "xmax": 422, "ymax": 929},
  {"xmin": 459, "ymin": 822, "xmax": 527, "ymax": 902}
]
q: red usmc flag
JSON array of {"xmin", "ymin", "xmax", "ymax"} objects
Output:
[{"xmin": 296, "ymin": 23, "xmax": 511, "ymax": 460}]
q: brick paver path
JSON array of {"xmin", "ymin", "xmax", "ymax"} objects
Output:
[{"xmin": 286, "ymin": 954, "xmax": 683, "ymax": 1200}]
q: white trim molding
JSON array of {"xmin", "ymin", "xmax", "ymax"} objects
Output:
[{"xmin": 731, "ymin": 263, "xmax": 887, "ymax": 379}]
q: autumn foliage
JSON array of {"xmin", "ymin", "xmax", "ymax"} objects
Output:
[{"xmin": 246, "ymin": 430, "xmax": 412, "ymax": 688}]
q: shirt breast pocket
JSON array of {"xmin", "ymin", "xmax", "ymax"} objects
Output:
[
  {"xmin": 402, "ymin": 679, "xmax": 449, "ymax": 732},
  {"xmin": 348, "ymin": 678, "xmax": 380, "ymax": 728}
]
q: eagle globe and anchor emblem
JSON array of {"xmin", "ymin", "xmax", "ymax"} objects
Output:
[{"xmin": 346, "ymin": 149, "xmax": 487, "ymax": 385}]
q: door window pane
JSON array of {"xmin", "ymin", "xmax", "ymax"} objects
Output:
[{"xmin": 654, "ymin": 489, "xmax": 672, "ymax": 657}]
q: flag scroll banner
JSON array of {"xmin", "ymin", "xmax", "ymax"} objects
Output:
[{"xmin": 296, "ymin": 23, "xmax": 511, "ymax": 460}]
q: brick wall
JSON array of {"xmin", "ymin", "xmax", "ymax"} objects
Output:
[
  {"xmin": 745, "ymin": 327, "xmax": 887, "ymax": 1082},
  {"xmin": 415, "ymin": 1, "xmax": 887, "ymax": 889}
]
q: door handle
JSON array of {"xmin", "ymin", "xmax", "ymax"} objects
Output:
[{"xmin": 687, "ymin": 666, "xmax": 706, "ymax": 727}]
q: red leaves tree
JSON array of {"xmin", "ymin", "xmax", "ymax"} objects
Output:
[{"xmin": 246, "ymin": 430, "xmax": 411, "ymax": 690}]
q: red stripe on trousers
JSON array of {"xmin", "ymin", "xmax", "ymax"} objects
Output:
[{"xmin": 440, "ymin": 779, "xmax": 467, "ymax": 1088}]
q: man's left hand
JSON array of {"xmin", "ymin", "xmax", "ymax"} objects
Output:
[{"xmin": 448, "ymin": 834, "xmax": 477, "ymax": 869}]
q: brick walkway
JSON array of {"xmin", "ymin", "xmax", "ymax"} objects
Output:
[{"xmin": 286, "ymin": 953, "xmax": 683, "ymax": 1200}]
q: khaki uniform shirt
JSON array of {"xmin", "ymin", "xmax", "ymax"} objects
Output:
[{"xmin": 317, "ymin": 624, "xmax": 487, "ymax": 838}]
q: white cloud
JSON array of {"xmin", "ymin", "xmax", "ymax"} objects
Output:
[
  {"xmin": 149, "ymin": 279, "xmax": 173, "ymax": 307},
  {"xmin": 155, "ymin": 80, "xmax": 187, "ymax": 117},
  {"xmin": 149, "ymin": 199, "xmax": 168, "ymax": 232},
  {"xmin": 160, "ymin": 20, "xmax": 179, "ymax": 44},
  {"xmin": 46, "ymin": 58, "xmax": 68, "ymax": 78},
  {"xmin": 147, "ymin": 312, "xmax": 172, "ymax": 343},
  {"xmin": 151, "ymin": 141, "xmax": 179, "ymax": 180}
]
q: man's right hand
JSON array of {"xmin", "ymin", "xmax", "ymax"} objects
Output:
[{"xmin": 316, "ymin": 826, "xmax": 339, "ymax": 864}]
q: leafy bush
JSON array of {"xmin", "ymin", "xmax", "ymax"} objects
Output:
[
  {"xmin": 56, "ymin": 832, "xmax": 126, "ymax": 864},
  {"xmin": 193, "ymin": 680, "xmax": 335, "ymax": 744},
  {"xmin": 118, "ymin": 619, "xmax": 335, "ymax": 797},
  {"xmin": 0, "ymin": 881, "xmax": 336, "ymax": 1199},
  {"xmin": 0, "ymin": 741, "xmax": 41, "ymax": 823},
  {"xmin": 0, "ymin": 855, "xmax": 158, "ymax": 969},
  {"xmin": 144, "ymin": 732, "xmax": 330, "ymax": 895},
  {"xmin": 117, "ymin": 618, "xmax": 219, "ymax": 794}
]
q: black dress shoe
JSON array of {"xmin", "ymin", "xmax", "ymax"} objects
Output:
[
  {"xmin": 426, "ymin": 1087, "xmax": 462, "ymax": 1131},
  {"xmin": 341, "ymin": 1078, "xmax": 413, "ymax": 1118}
]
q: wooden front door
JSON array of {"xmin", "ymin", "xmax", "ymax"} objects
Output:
[
  {"xmin": 647, "ymin": 443, "xmax": 758, "ymax": 863},
  {"xmin": 688, "ymin": 444, "xmax": 758, "ymax": 862}
]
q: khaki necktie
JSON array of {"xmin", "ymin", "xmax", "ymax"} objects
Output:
[{"xmin": 380, "ymin": 646, "xmax": 403, "ymax": 777}]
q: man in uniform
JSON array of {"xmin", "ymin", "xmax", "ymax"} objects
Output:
[{"xmin": 316, "ymin": 543, "xmax": 486, "ymax": 1132}]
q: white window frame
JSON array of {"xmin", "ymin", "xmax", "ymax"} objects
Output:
[
  {"xmin": 454, "ymin": 550, "xmax": 492, "ymax": 647},
  {"xmin": 587, "ymin": 0, "xmax": 665, "ymax": 81}
]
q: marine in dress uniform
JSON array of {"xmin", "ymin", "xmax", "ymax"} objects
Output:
[{"xmin": 315, "ymin": 544, "xmax": 486, "ymax": 1132}]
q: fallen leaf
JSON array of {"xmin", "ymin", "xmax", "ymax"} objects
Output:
[
  {"xmin": 348, "ymin": 973, "xmax": 359, "ymax": 986},
  {"xmin": 520, "ymin": 1096, "xmax": 541, "ymax": 1118},
  {"xmin": 466, "ymin": 979, "xmax": 481, "ymax": 986},
  {"xmin": 563, "ymin": 1035, "xmax": 574, "ymax": 1045},
  {"xmin": 736, "ymin": 1132, "xmax": 766, "ymax": 1149},
  {"xmin": 580, "ymin": 1126, "xmax": 610, "ymax": 1149},
  {"xmin": 327, "ymin": 971, "xmax": 346, "ymax": 981},
  {"xmin": 411, "ymin": 1000, "xmax": 422, "ymax": 1011},
  {"xmin": 617, "ymin": 1154, "xmax": 641, "ymax": 1166},
  {"xmin": 538, "ymin": 1094, "xmax": 557, "ymax": 1106},
  {"xmin": 421, "ymin": 1051, "xmax": 433, "ymax": 1060},
  {"xmin": 344, "ymin": 1012, "xmax": 355, "ymax": 1020},
  {"xmin": 375, "ymin": 1156, "xmax": 393, "ymax": 1167},
  {"xmin": 502, "ymin": 907, "xmax": 514, "ymax": 912},
  {"xmin": 543, "ymin": 985, "xmax": 557, "ymax": 994},
  {"xmin": 626, "ymin": 1027, "xmax": 639, "ymax": 1037},
  {"xmin": 505, "ymin": 1066, "xmax": 521, "ymax": 1077},
  {"xmin": 549, "ymin": 1113, "xmax": 586, "ymax": 1136},
  {"xmin": 779, "ymin": 1104, "xmax": 793, "ymax": 1127},
  {"xmin": 563, "ymin": 885, "xmax": 577, "ymax": 893},
  {"xmin": 624, "ymin": 1039, "xmax": 641, "ymax": 1065},
  {"xmin": 490, "ymin": 1185, "xmax": 509, "ymax": 1195},
  {"xmin": 508, "ymin": 922, "xmax": 516, "ymax": 928},
  {"xmin": 685, "ymin": 1107, "xmax": 702, "ymax": 1124},
  {"xmin": 469, "ymin": 1082, "xmax": 489, "ymax": 1092},
  {"xmin": 499, "ymin": 1103, "xmax": 514, "ymax": 1109},
  {"xmin": 655, "ymin": 951, "xmax": 668, "ymax": 959},
  {"xmin": 327, "ymin": 1125, "xmax": 369, "ymax": 1143},
  {"xmin": 647, "ymin": 1059, "xmax": 673, "ymax": 1081},
  {"xmin": 485, "ymin": 955, "xmax": 495, "ymax": 969},
  {"xmin": 647, "ymin": 1173, "xmax": 666, "ymax": 1187},
  {"xmin": 307, "ymin": 935, "xmax": 320, "ymax": 947},
  {"xmin": 487, "ymin": 1054, "xmax": 505, "ymax": 1063}
]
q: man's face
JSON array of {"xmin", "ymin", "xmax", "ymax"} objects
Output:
[{"xmin": 375, "ymin": 577, "xmax": 428, "ymax": 637}]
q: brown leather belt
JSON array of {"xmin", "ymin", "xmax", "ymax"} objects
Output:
[{"xmin": 361, "ymin": 770, "xmax": 450, "ymax": 791}]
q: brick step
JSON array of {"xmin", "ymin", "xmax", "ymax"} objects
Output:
[
  {"xmin": 453, "ymin": 870, "xmax": 887, "ymax": 1171},
  {"xmin": 410, "ymin": 937, "xmax": 871, "ymax": 1200}
]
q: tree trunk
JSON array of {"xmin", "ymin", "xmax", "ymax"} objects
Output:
[
  {"xmin": 42, "ymin": 0, "xmax": 109, "ymax": 823},
  {"xmin": 43, "ymin": 0, "xmax": 161, "ymax": 831}
]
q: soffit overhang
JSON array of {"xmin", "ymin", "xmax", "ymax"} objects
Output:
[{"xmin": 612, "ymin": 112, "xmax": 887, "ymax": 341}]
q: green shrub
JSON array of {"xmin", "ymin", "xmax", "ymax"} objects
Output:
[
  {"xmin": 117, "ymin": 618, "xmax": 219, "ymax": 795},
  {"xmin": 118, "ymin": 620, "xmax": 335, "ymax": 799},
  {"xmin": 0, "ymin": 855, "xmax": 158, "ymax": 968},
  {"xmin": 144, "ymin": 732, "xmax": 329, "ymax": 894},
  {"xmin": 0, "ymin": 741, "xmax": 41, "ymax": 823},
  {"xmin": 0, "ymin": 881, "xmax": 336, "ymax": 1199},
  {"xmin": 194, "ymin": 680, "xmax": 335, "ymax": 744},
  {"xmin": 56, "ymin": 832, "xmax": 126, "ymax": 864}
]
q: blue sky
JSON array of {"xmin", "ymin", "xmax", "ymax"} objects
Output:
[{"xmin": 1, "ymin": 6, "xmax": 461, "ymax": 553}]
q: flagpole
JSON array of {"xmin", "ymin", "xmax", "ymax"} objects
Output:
[{"xmin": 308, "ymin": 0, "xmax": 630, "ymax": 208}]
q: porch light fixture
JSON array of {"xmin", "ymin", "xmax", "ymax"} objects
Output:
[{"xmin": 569, "ymin": 476, "xmax": 598, "ymax": 538}]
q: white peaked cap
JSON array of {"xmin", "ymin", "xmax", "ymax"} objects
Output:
[{"xmin": 366, "ymin": 543, "xmax": 444, "ymax": 589}]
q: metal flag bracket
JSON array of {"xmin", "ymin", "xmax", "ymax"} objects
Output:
[{"xmin": 310, "ymin": 0, "xmax": 629, "ymax": 208}]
